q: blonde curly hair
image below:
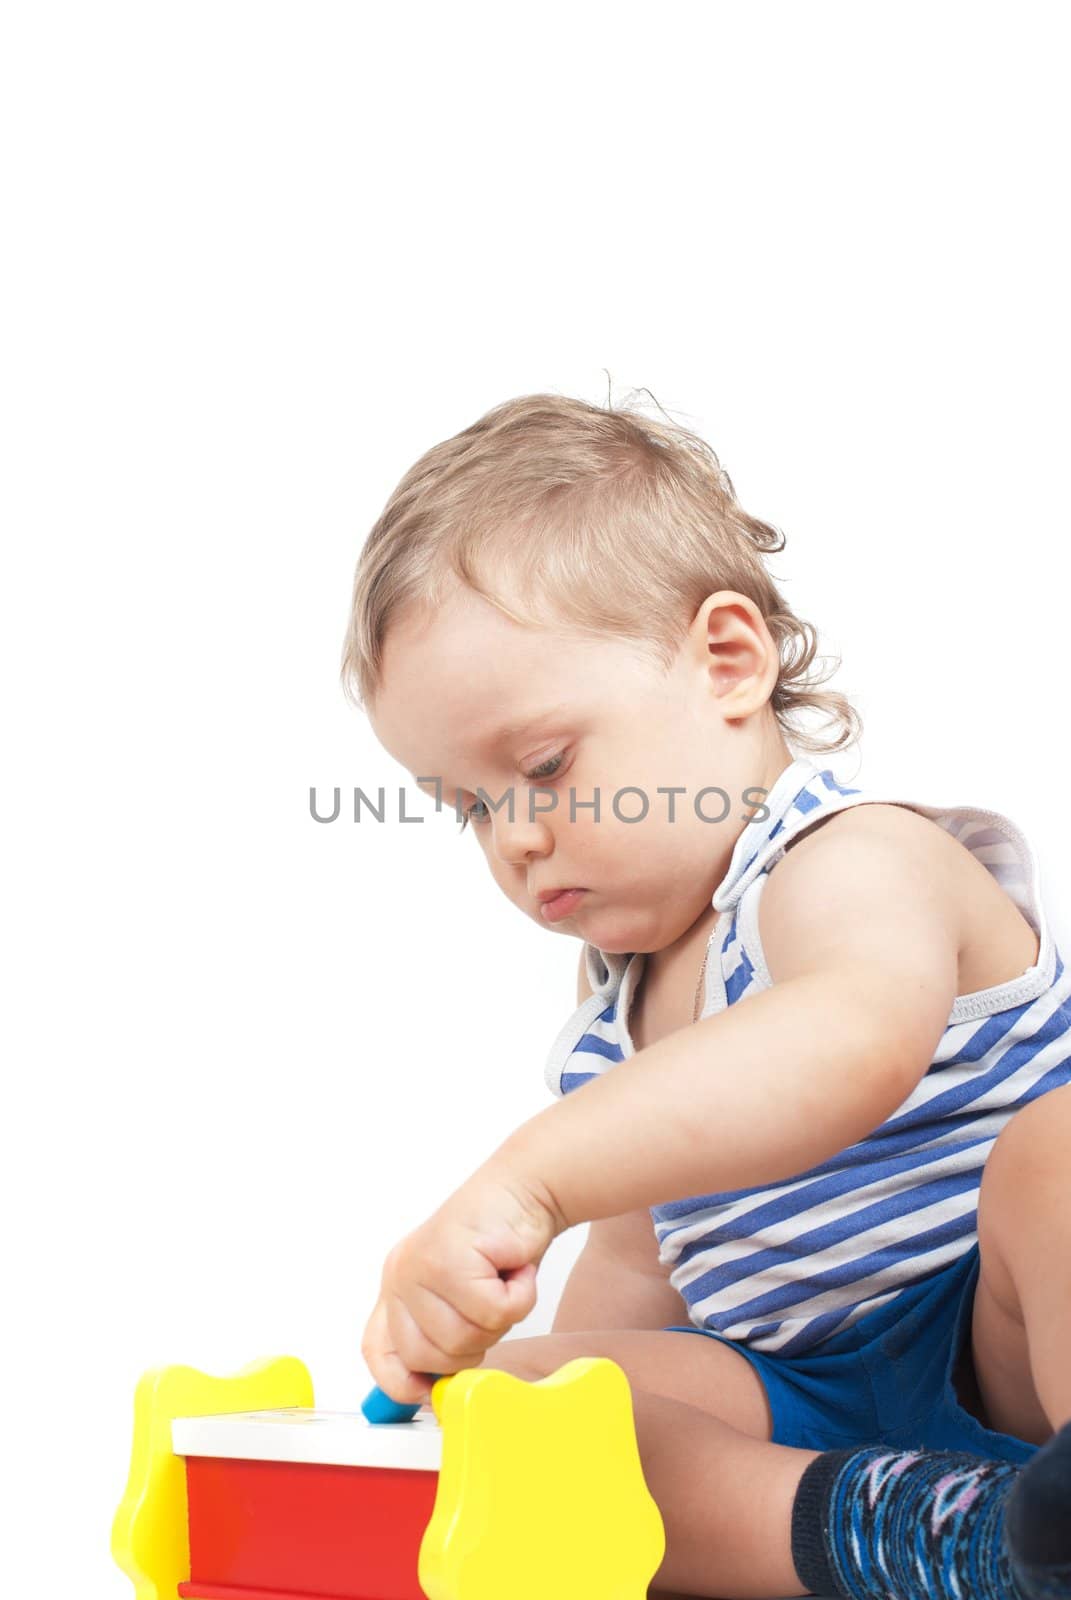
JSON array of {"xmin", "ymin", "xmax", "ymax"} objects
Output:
[{"xmin": 340, "ymin": 388, "xmax": 861, "ymax": 757}]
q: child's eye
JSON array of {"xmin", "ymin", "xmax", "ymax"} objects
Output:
[
  {"xmin": 457, "ymin": 796, "xmax": 490, "ymax": 833},
  {"xmin": 456, "ymin": 753, "xmax": 567, "ymax": 835},
  {"xmin": 524, "ymin": 752, "xmax": 565, "ymax": 783}
]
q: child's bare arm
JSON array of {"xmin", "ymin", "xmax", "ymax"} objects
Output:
[{"xmin": 502, "ymin": 809, "xmax": 962, "ymax": 1229}]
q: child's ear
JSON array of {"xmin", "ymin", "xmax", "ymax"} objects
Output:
[{"xmin": 696, "ymin": 591, "xmax": 777, "ymax": 712}]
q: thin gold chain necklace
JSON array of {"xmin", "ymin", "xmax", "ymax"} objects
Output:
[{"xmin": 692, "ymin": 924, "xmax": 718, "ymax": 1024}]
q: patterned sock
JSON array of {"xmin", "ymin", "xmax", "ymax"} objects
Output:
[
  {"xmin": 1004, "ymin": 1419, "xmax": 1071, "ymax": 1600},
  {"xmin": 790, "ymin": 1441, "xmax": 1037, "ymax": 1599}
]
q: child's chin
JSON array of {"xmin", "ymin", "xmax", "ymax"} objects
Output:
[{"xmin": 576, "ymin": 920, "xmax": 634, "ymax": 955}]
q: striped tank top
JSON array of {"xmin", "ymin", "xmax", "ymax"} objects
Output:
[{"xmin": 543, "ymin": 755, "xmax": 1071, "ymax": 1357}]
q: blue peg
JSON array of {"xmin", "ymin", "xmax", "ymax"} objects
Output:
[{"xmin": 361, "ymin": 1378, "xmax": 440, "ymax": 1424}]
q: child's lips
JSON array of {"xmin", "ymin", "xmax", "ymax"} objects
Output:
[{"xmin": 538, "ymin": 888, "xmax": 586, "ymax": 922}]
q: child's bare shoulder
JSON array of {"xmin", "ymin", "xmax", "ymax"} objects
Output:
[
  {"xmin": 777, "ymin": 798, "xmax": 956, "ymax": 882},
  {"xmin": 761, "ymin": 801, "xmax": 1038, "ymax": 999},
  {"xmin": 761, "ymin": 801, "xmax": 959, "ymax": 951},
  {"xmin": 778, "ymin": 798, "xmax": 1008, "ymax": 905},
  {"xmin": 784, "ymin": 798, "xmax": 952, "ymax": 863},
  {"xmin": 778, "ymin": 800, "xmax": 979, "ymax": 889}
]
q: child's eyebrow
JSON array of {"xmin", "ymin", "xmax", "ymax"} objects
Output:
[
  {"xmin": 408, "ymin": 702, "xmax": 572, "ymax": 788},
  {"xmin": 477, "ymin": 702, "xmax": 572, "ymax": 746}
]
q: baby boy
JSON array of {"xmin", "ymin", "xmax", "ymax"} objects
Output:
[{"xmin": 342, "ymin": 391, "xmax": 1071, "ymax": 1600}]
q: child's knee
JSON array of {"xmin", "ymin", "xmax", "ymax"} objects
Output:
[{"xmin": 477, "ymin": 1331, "xmax": 581, "ymax": 1380}]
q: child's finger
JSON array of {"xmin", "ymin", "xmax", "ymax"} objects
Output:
[
  {"xmin": 489, "ymin": 1260, "xmax": 539, "ymax": 1323},
  {"xmin": 416, "ymin": 1247, "xmax": 541, "ymax": 1337},
  {"xmin": 400, "ymin": 1280, "xmax": 502, "ymax": 1360},
  {"xmin": 463, "ymin": 1259, "xmax": 539, "ymax": 1330},
  {"xmin": 385, "ymin": 1292, "xmax": 487, "ymax": 1383},
  {"xmin": 375, "ymin": 1346, "xmax": 432, "ymax": 1407},
  {"xmin": 361, "ymin": 1298, "xmax": 433, "ymax": 1406}
]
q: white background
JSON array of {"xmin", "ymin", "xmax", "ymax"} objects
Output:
[{"xmin": 3, "ymin": 3, "xmax": 1069, "ymax": 1594}]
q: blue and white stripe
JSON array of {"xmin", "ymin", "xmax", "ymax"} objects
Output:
[{"xmin": 543, "ymin": 756, "xmax": 1071, "ymax": 1355}]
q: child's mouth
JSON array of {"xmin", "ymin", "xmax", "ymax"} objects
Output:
[{"xmin": 539, "ymin": 888, "xmax": 586, "ymax": 922}]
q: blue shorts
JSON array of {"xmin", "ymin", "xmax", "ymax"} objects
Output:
[{"xmin": 664, "ymin": 1243, "xmax": 1038, "ymax": 1464}]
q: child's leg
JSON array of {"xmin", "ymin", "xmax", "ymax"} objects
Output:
[
  {"xmin": 632, "ymin": 1385, "xmax": 1071, "ymax": 1600},
  {"xmin": 482, "ymin": 1334, "xmax": 1071, "ymax": 1598},
  {"xmin": 622, "ymin": 1386, "xmax": 819, "ymax": 1597},
  {"xmin": 973, "ymin": 1084, "xmax": 1071, "ymax": 1439}
]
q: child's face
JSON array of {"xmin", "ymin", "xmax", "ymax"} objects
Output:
[{"xmin": 367, "ymin": 582, "xmax": 787, "ymax": 955}]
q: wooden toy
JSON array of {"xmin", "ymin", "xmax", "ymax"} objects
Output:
[{"xmin": 112, "ymin": 1352, "xmax": 666, "ymax": 1600}]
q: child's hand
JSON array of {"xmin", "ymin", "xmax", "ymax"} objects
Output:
[{"xmin": 360, "ymin": 1161, "xmax": 561, "ymax": 1405}]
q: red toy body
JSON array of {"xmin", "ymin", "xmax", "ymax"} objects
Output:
[{"xmin": 181, "ymin": 1456, "xmax": 435, "ymax": 1599}]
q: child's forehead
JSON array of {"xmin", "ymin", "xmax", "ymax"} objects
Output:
[
  {"xmin": 386, "ymin": 585, "xmax": 603, "ymax": 670},
  {"xmin": 380, "ymin": 597, "xmax": 649, "ymax": 727},
  {"xmin": 372, "ymin": 621, "xmax": 658, "ymax": 779}
]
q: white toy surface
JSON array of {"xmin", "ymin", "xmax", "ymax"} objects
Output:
[{"xmin": 172, "ymin": 1405, "xmax": 443, "ymax": 1471}]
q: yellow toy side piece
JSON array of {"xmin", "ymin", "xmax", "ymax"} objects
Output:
[
  {"xmin": 110, "ymin": 1353, "xmax": 314, "ymax": 1600},
  {"xmin": 419, "ymin": 1356, "xmax": 665, "ymax": 1600}
]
